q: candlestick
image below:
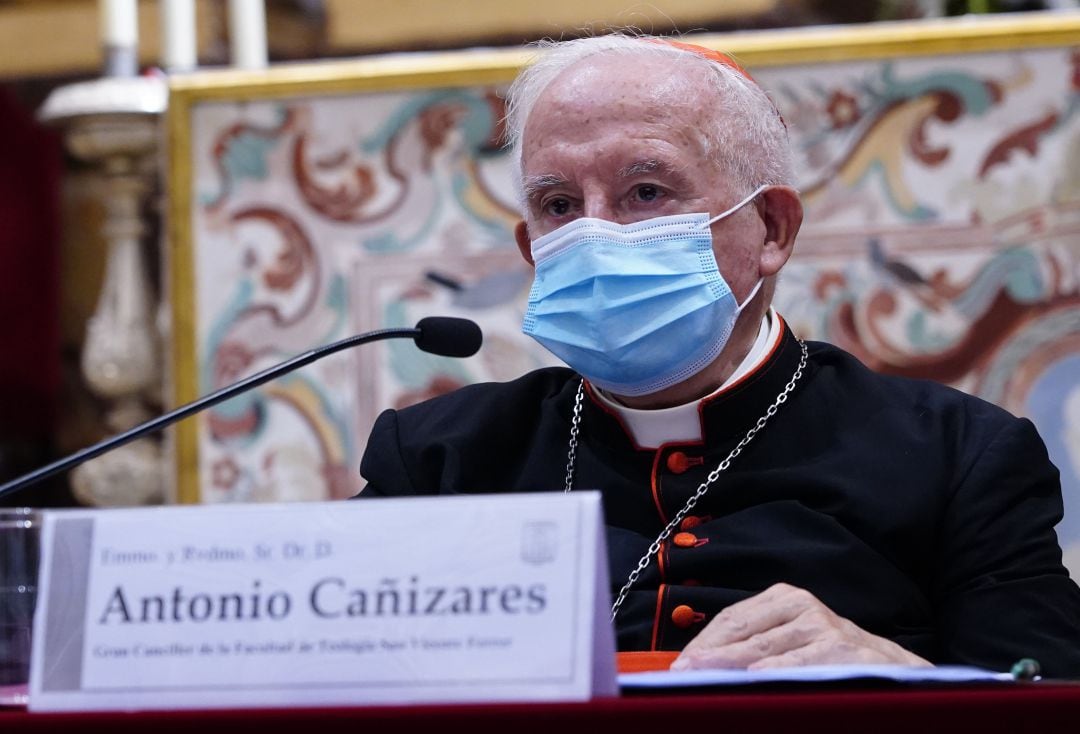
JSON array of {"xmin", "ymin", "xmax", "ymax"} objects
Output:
[
  {"xmin": 228, "ymin": 0, "xmax": 268, "ymax": 70},
  {"xmin": 161, "ymin": 0, "xmax": 197, "ymax": 72},
  {"xmin": 100, "ymin": 0, "xmax": 138, "ymax": 77}
]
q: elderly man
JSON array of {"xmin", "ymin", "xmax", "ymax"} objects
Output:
[{"xmin": 359, "ymin": 34, "xmax": 1080, "ymax": 676}]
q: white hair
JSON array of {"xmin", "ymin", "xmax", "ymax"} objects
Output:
[{"xmin": 504, "ymin": 34, "xmax": 793, "ymax": 203}]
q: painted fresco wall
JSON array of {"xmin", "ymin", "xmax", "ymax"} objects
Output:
[{"xmin": 184, "ymin": 46, "xmax": 1080, "ymax": 570}]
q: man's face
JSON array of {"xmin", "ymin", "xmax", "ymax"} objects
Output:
[{"xmin": 517, "ymin": 52, "xmax": 768, "ymax": 304}]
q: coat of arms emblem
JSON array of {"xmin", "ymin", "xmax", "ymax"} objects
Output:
[{"xmin": 520, "ymin": 521, "xmax": 558, "ymax": 565}]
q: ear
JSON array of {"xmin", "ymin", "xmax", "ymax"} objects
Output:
[
  {"xmin": 514, "ymin": 220, "xmax": 535, "ymax": 266},
  {"xmin": 756, "ymin": 186, "xmax": 802, "ymax": 278}
]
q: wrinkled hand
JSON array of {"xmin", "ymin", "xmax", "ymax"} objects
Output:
[{"xmin": 670, "ymin": 583, "xmax": 931, "ymax": 671}]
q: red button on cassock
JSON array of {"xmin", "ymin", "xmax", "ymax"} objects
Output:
[
  {"xmin": 679, "ymin": 516, "xmax": 704, "ymax": 531},
  {"xmin": 671, "ymin": 605, "xmax": 706, "ymax": 628},
  {"xmin": 666, "ymin": 451, "xmax": 703, "ymax": 474},
  {"xmin": 673, "ymin": 532, "xmax": 707, "ymax": 548}
]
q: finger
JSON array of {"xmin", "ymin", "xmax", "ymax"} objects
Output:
[
  {"xmin": 671, "ymin": 615, "xmax": 819, "ymax": 670},
  {"xmin": 745, "ymin": 639, "xmax": 834, "ymax": 670},
  {"xmin": 748, "ymin": 632, "xmax": 896, "ymax": 670},
  {"xmin": 682, "ymin": 583, "xmax": 821, "ymax": 650}
]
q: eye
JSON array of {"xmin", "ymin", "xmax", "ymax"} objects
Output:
[
  {"xmin": 543, "ymin": 197, "xmax": 573, "ymax": 217},
  {"xmin": 633, "ymin": 184, "xmax": 662, "ymax": 202}
]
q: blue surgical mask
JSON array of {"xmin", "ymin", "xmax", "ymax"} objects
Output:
[{"xmin": 522, "ymin": 185, "xmax": 767, "ymax": 397}]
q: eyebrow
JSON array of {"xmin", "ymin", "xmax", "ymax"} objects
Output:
[
  {"xmin": 521, "ymin": 158, "xmax": 692, "ymax": 203},
  {"xmin": 522, "ymin": 173, "xmax": 569, "ymax": 202},
  {"xmin": 618, "ymin": 159, "xmax": 665, "ymax": 178},
  {"xmin": 617, "ymin": 159, "xmax": 692, "ymax": 187}
]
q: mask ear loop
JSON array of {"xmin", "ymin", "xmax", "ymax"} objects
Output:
[
  {"xmin": 701, "ymin": 184, "xmax": 771, "ymax": 228},
  {"xmin": 699, "ymin": 184, "xmax": 769, "ymax": 311},
  {"xmin": 736, "ymin": 277, "xmax": 764, "ymax": 311}
]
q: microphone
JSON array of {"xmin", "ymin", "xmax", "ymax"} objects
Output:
[
  {"xmin": 0, "ymin": 317, "xmax": 482, "ymax": 500},
  {"xmin": 414, "ymin": 316, "xmax": 482, "ymax": 358}
]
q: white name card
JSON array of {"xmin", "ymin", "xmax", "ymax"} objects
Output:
[{"xmin": 28, "ymin": 492, "xmax": 617, "ymax": 711}]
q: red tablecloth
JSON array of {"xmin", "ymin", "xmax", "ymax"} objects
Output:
[{"xmin": 4, "ymin": 683, "xmax": 1080, "ymax": 734}]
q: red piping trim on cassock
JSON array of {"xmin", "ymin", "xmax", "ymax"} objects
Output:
[
  {"xmin": 650, "ymin": 584, "xmax": 668, "ymax": 652},
  {"xmin": 657, "ymin": 536, "xmax": 667, "ymax": 583}
]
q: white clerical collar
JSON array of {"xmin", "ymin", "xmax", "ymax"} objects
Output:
[{"xmin": 592, "ymin": 308, "xmax": 783, "ymax": 449}]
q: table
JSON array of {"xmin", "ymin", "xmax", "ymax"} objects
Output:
[{"xmin": 3, "ymin": 683, "xmax": 1080, "ymax": 734}]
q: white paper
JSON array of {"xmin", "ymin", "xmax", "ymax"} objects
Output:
[{"xmin": 619, "ymin": 664, "xmax": 1013, "ymax": 689}]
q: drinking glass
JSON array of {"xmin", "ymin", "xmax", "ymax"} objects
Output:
[{"xmin": 0, "ymin": 508, "xmax": 40, "ymax": 707}]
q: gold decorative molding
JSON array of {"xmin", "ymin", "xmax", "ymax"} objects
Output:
[
  {"xmin": 710, "ymin": 11, "xmax": 1080, "ymax": 67},
  {"xmin": 164, "ymin": 80, "xmax": 197, "ymax": 505},
  {"xmin": 166, "ymin": 11, "xmax": 1080, "ymax": 103}
]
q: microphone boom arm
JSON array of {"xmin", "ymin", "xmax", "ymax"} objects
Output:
[{"xmin": 0, "ymin": 326, "xmax": 422, "ymax": 500}]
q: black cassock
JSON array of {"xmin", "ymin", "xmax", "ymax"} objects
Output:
[{"xmin": 359, "ymin": 318, "xmax": 1080, "ymax": 677}]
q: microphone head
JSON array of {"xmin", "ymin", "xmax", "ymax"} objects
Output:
[{"xmin": 414, "ymin": 317, "xmax": 483, "ymax": 358}]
